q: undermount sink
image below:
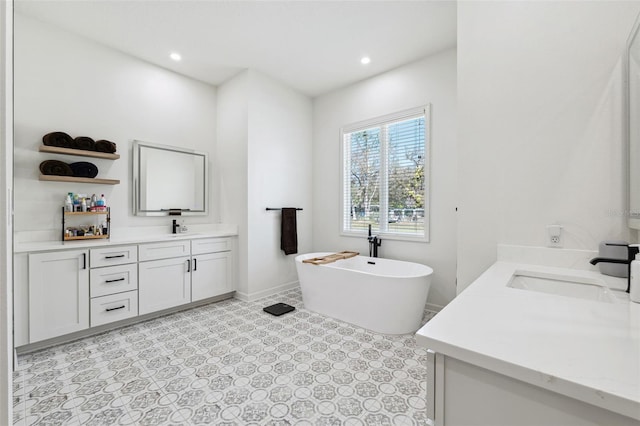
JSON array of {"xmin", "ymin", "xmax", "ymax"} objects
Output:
[
  {"xmin": 168, "ymin": 233, "xmax": 200, "ymax": 238},
  {"xmin": 508, "ymin": 270, "xmax": 618, "ymax": 303}
]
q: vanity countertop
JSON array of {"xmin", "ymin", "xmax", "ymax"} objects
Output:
[
  {"xmin": 416, "ymin": 261, "xmax": 640, "ymax": 421},
  {"xmin": 14, "ymin": 225, "xmax": 238, "ymax": 253}
]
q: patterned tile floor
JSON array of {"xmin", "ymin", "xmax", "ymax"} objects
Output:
[{"xmin": 13, "ymin": 288, "xmax": 437, "ymax": 425}]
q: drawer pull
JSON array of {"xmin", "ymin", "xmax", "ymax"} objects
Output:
[
  {"xmin": 105, "ymin": 305, "xmax": 126, "ymax": 312},
  {"xmin": 194, "ymin": 258, "xmax": 197, "ymax": 271},
  {"xmin": 105, "ymin": 277, "xmax": 125, "ymax": 283},
  {"xmin": 105, "ymin": 254, "xmax": 126, "ymax": 259}
]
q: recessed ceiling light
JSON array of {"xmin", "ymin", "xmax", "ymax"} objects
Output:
[
  {"xmin": 360, "ymin": 56, "xmax": 371, "ymax": 65},
  {"xmin": 170, "ymin": 52, "xmax": 182, "ymax": 62}
]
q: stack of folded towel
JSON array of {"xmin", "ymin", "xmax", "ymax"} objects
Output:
[
  {"xmin": 42, "ymin": 131, "xmax": 117, "ymax": 153},
  {"xmin": 39, "ymin": 160, "xmax": 99, "ymax": 178}
]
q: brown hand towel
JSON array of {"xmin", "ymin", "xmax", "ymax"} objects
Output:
[
  {"xmin": 281, "ymin": 208, "xmax": 298, "ymax": 255},
  {"xmin": 42, "ymin": 131, "xmax": 73, "ymax": 147},
  {"xmin": 70, "ymin": 161, "xmax": 99, "ymax": 178},
  {"xmin": 39, "ymin": 160, "xmax": 73, "ymax": 176},
  {"xmin": 95, "ymin": 139, "xmax": 117, "ymax": 153},
  {"xmin": 74, "ymin": 136, "xmax": 96, "ymax": 151}
]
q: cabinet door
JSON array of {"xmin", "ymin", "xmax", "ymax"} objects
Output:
[
  {"xmin": 29, "ymin": 250, "xmax": 89, "ymax": 343},
  {"xmin": 139, "ymin": 256, "xmax": 191, "ymax": 315},
  {"xmin": 192, "ymin": 251, "xmax": 233, "ymax": 302}
]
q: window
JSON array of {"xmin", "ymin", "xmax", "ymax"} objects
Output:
[{"xmin": 342, "ymin": 106, "xmax": 429, "ymax": 241}]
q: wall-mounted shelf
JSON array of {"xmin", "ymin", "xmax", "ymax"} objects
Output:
[
  {"xmin": 64, "ymin": 235, "xmax": 110, "ymax": 241},
  {"xmin": 39, "ymin": 175, "xmax": 120, "ymax": 185},
  {"xmin": 63, "ymin": 207, "xmax": 110, "ymax": 242},
  {"xmin": 64, "ymin": 211, "xmax": 109, "ymax": 216},
  {"xmin": 39, "ymin": 145, "xmax": 120, "ymax": 160}
]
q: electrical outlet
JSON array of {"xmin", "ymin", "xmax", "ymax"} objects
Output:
[{"xmin": 547, "ymin": 224, "xmax": 563, "ymax": 248}]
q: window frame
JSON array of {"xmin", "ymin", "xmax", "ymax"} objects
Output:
[{"xmin": 340, "ymin": 105, "xmax": 431, "ymax": 243}]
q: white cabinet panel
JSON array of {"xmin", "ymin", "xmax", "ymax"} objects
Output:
[
  {"xmin": 139, "ymin": 256, "xmax": 191, "ymax": 315},
  {"xmin": 192, "ymin": 251, "xmax": 233, "ymax": 301},
  {"xmin": 138, "ymin": 240, "xmax": 190, "ymax": 262},
  {"xmin": 28, "ymin": 250, "xmax": 89, "ymax": 343},
  {"xmin": 90, "ymin": 291, "xmax": 138, "ymax": 327},
  {"xmin": 90, "ymin": 245, "xmax": 137, "ymax": 268},
  {"xmin": 90, "ymin": 263, "xmax": 138, "ymax": 298},
  {"xmin": 191, "ymin": 237, "xmax": 231, "ymax": 255}
]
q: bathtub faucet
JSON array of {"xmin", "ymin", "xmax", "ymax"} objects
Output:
[{"xmin": 368, "ymin": 224, "xmax": 382, "ymax": 258}]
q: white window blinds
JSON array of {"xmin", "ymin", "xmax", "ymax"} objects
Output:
[{"xmin": 342, "ymin": 106, "xmax": 429, "ymax": 240}]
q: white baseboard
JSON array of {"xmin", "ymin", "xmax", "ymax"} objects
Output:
[{"xmin": 235, "ymin": 280, "xmax": 300, "ymax": 302}]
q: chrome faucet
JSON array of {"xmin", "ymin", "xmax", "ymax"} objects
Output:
[
  {"xmin": 368, "ymin": 224, "xmax": 382, "ymax": 258},
  {"xmin": 589, "ymin": 243, "xmax": 640, "ymax": 293},
  {"xmin": 172, "ymin": 219, "xmax": 179, "ymax": 234}
]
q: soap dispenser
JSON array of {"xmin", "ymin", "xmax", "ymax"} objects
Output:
[{"xmin": 631, "ymin": 254, "xmax": 640, "ymax": 303}]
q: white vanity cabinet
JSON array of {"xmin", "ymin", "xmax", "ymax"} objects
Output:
[
  {"xmin": 28, "ymin": 250, "xmax": 89, "ymax": 343},
  {"xmin": 138, "ymin": 240, "xmax": 192, "ymax": 315},
  {"xmin": 191, "ymin": 238, "xmax": 233, "ymax": 301},
  {"xmin": 15, "ymin": 233, "xmax": 236, "ymax": 349}
]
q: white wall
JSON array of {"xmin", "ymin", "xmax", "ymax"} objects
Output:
[
  {"xmin": 1, "ymin": 1, "xmax": 13, "ymax": 423},
  {"xmin": 247, "ymin": 71, "xmax": 313, "ymax": 299},
  {"xmin": 457, "ymin": 1, "xmax": 640, "ymax": 291},
  {"xmin": 218, "ymin": 70, "xmax": 313, "ymax": 300},
  {"xmin": 13, "ymin": 14, "xmax": 218, "ymax": 240},
  {"xmin": 217, "ymin": 71, "xmax": 249, "ymax": 296},
  {"xmin": 312, "ymin": 49, "xmax": 457, "ymax": 308}
]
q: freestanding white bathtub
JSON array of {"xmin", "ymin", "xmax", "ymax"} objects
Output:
[{"xmin": 295, "ymin": 252, "xmax": 433, "ymax": 334}]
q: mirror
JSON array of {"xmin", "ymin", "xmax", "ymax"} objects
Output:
[
  {"xmin": 133, "ymin": 140, "xmax": 208, "ymax": 216},
  {"xmin": 628, "ymin": 14, "xmax": 640, "ymax": 228}
]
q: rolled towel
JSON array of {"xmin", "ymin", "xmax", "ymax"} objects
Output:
[
  {"xmin": 95, "ymin": 139, "xmax": 117, "ymax": 153},
  {"xmin": 39, "ymin": 160, "xmax": 73, "ymax": 176},
  {"xmin": 74, "ymin": 136, "xmax": 96, "ymax": 151},
  {"xmin": 69, "ymin": 161, "xmax": 99, "ymax": 178},
  {"xmin": 42, "ymin": 132, "xmax": 73, "ymax": 148}
]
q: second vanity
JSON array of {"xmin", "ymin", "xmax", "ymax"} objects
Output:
[
  {"xmin": 13, "ymin": 226, "xmax": 237, "ymax": 351},
  {"xmin": 416, "ymin": 246, "xmax": 640, "ymax": 426}
]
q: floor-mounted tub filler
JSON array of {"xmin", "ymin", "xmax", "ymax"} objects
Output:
[{"xmin": 295, "ymin": 252, "xmax": 433, "ymax": 334}]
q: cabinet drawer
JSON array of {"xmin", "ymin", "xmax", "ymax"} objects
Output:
[
  {"xmin": 90, "ymin": 263, "xmax": 138, "ymax": 298},
  {"xmin": 139, "ymin": 240, "xmax": 190, "ymax": 261},
  {"xmin": 91, "ymin": 246, "xmax": 137, "ymax": 268},
  {"xmin": 191, "ymin": 237, "xmax": 231, "ymax": 255},
  {"xmin": 90, "ymin": 291, "xmax": 138, "ymax": 327}
]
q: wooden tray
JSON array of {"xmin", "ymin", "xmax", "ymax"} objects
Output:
[{"xmin": 302, "ymin": 251, "xmax": 359, "ymax": 265}]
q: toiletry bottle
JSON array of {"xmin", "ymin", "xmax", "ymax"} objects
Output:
[
  {"xmin": 64, "ymin": 194, "xmax": 73, "ymax": 212},
  {"xmin": 81, "ymin": 198, "xmax": 87, "ymax": 212},
  {"xmin": 91, "ymin": 194, "xmax": 97, "ymax": 208},
  {"xmin": 100, "ymin": 194, "xmax": 106, "ymax": 207},
  {"xmin": 631, "ymin": 254, "xmax": 640, "ymax": 303}
]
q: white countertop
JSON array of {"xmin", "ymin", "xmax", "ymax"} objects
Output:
[
  {"xmin": 416, "ymin": 261, "xmax": 640, "ymax": 420},
  {"xmin": 14, "ymin": 224, "xmax": 238, "ymax": 253}
]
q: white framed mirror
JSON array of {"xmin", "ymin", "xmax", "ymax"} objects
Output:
[
  {"xmin": 628, "ymin": 13, "xmax": 640, "ymax": 229},
  {"xmin": 132, "ymin": 140, "xmax": 208, "ymax": 216}
]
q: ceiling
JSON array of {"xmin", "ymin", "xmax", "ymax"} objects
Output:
[{"xmin": 14, "ymin": 0, "xmax": 457, "ymax": 97}]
